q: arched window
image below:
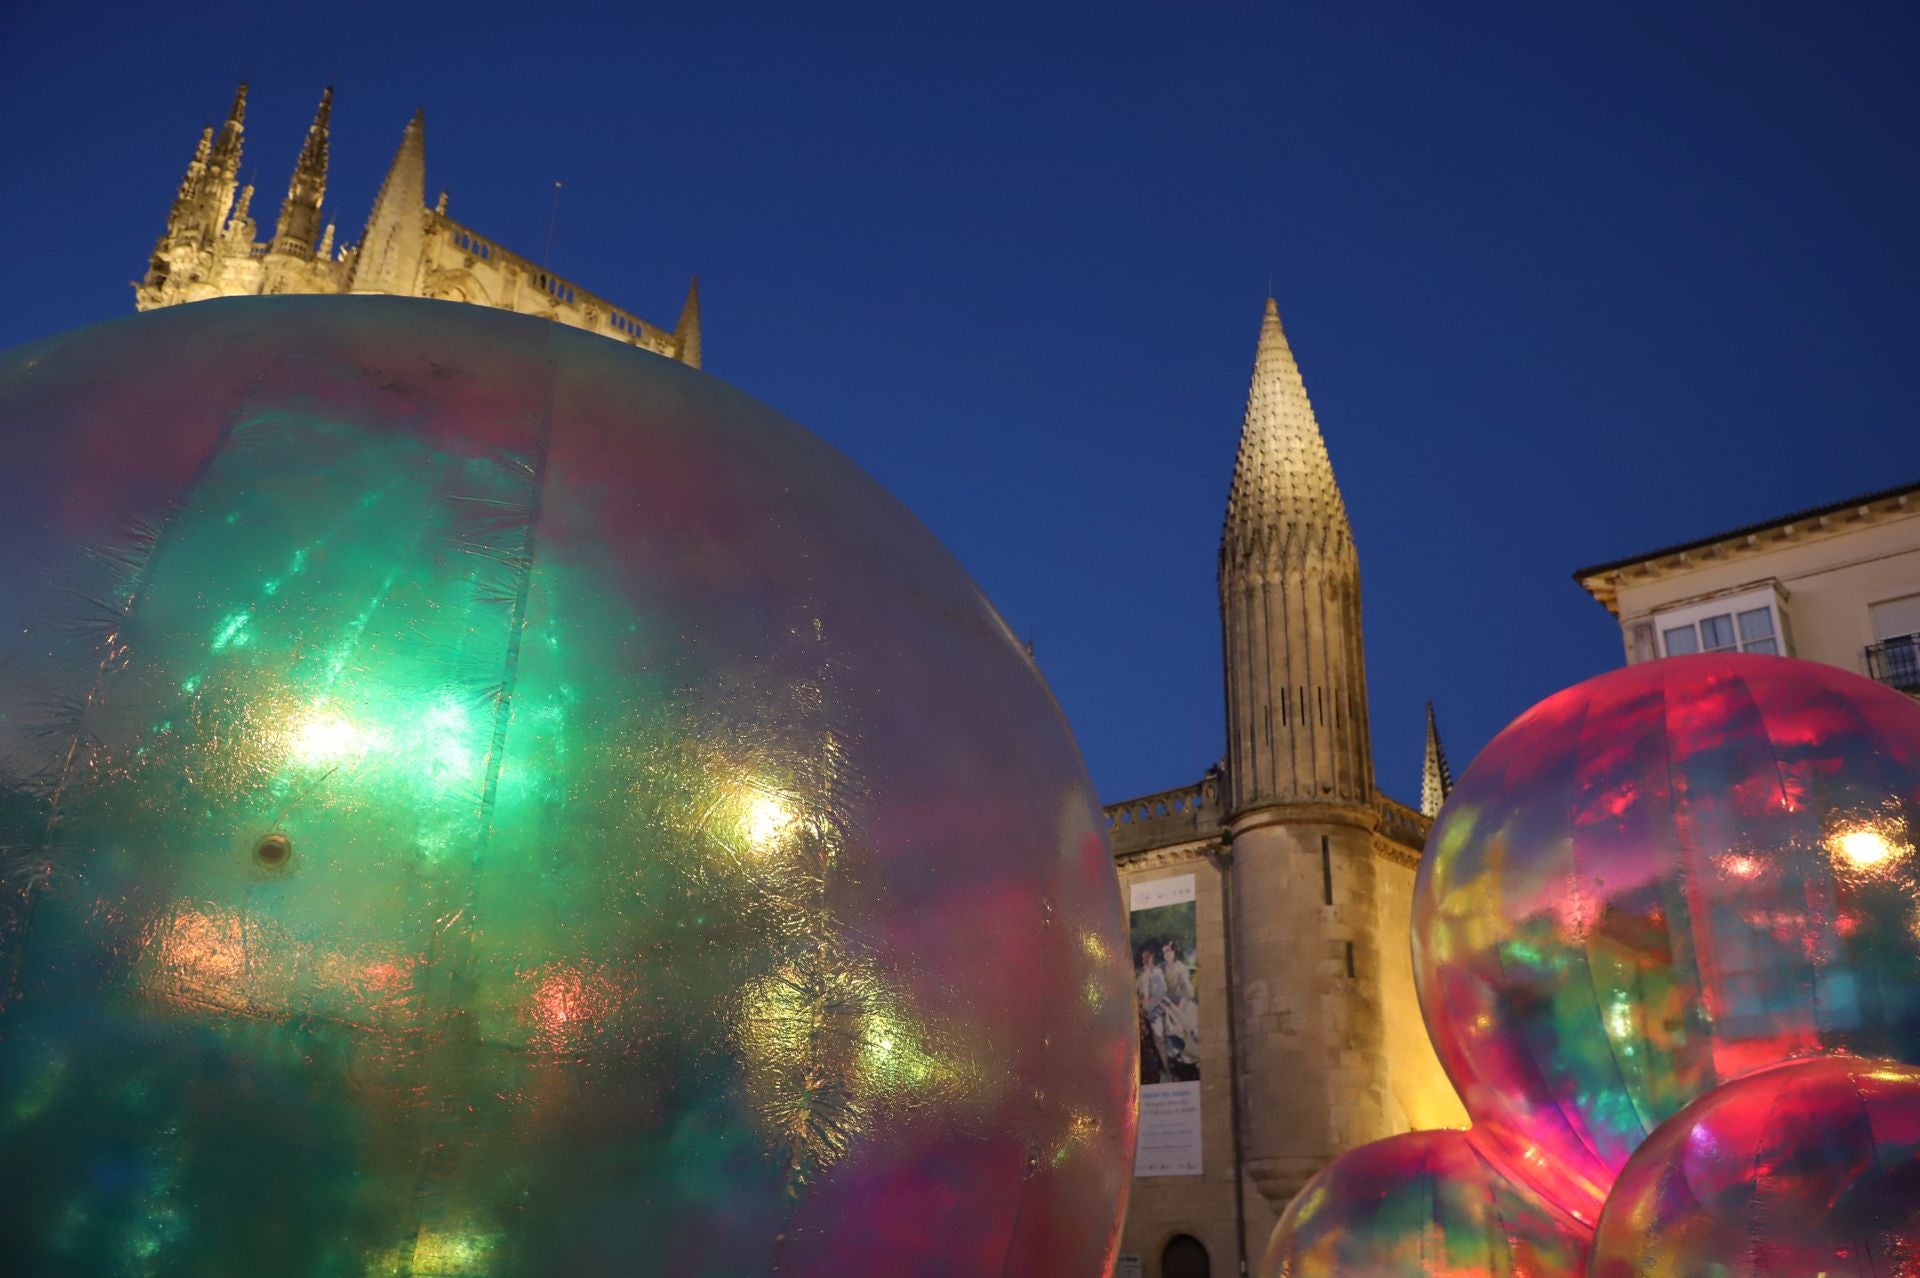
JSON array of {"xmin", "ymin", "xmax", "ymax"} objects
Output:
[{"xmin": 1162, "ymin": 1233, "xmax": 1209, "ymax": 1278}]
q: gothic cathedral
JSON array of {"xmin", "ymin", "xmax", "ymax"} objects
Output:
[{"xmin": 137, "ymin": 84, "xmax": 700, "ymax": 368}]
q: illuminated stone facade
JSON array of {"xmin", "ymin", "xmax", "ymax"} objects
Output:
[
  {"xmin": 1107, "ymin": 302, "xmax": 1464, "ymax": 1278},
  {"xmin": 136, "ymin": 84, "xmax": 700, "ymax": 367}
]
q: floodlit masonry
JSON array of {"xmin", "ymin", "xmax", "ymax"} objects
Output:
[
  {"xmin": 1103, "ymin": 300, "xmax": 1466, "ymax": 1278},
  {"xmin": 137, "ymin": 84, "xmax": 700, "ymax": 367}
]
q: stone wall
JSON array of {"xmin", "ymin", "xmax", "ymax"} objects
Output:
[
  {"xmin": 1228, "ymin": 808, "xmax": 1391, "ymax": 1211},
  {"xmin": 1373, "ymin": 848, "xmax": 1467, "ymax": 1132},
  {"xmin": 1113, "ymin": 843, "xmax": 1270, "ymax": 1278},
  {"xmin": 417, "ymin": 214, "xmax": 683, "ymax": 360},
  {"xmin": 1102, "ymin": 786, "xmax": 1449, "ymax": 1276}
]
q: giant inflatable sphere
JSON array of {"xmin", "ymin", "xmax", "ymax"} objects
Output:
[
  {"xmin": 1589, "ymin": 1056, "xmax": 1920, "ymax": 1277},
  {"xmin": 0, "ymin": 298, "xmax": 1136, "ymax": 1277},
  {"xmin": 1259, "ymin": 1128, "xmax": 1591, "ymax": 1278},
  {"xmin": 1416, "ymin": 654, "xmax": 1920, "ymax": 1224}
]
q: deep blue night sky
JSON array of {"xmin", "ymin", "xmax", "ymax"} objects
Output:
[{"xmin": 3, "ymin": 2, "xmax": 1917, "ymax": 805}]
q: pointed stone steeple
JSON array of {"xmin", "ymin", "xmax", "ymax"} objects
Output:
[
  {"xmin": 1420, "ymin": 701, "xmax": 1453, "ymax": 818},
  {"xmin": 1220, "ymin": 297, "xmax": 1394, "ymax": 1210},
  {"xmin": 208, "ymin": 81, "xmax": 248, "ymax": 175},
  {"xmin": 225, "ymin": 183, "xmax": 256, "ymax": 242},
  {"xmin": 674, "ymin": 276, "xmax": 702, "ymax": 369},
  {"xmin": 141, "ymin": 84, "xmax": 249, "ymax": 306},
  {"xmin": 1221, "ymin": 297, "xmax": 1352, "ymax": 558},
  {"xmin": 1219, "ymin": 296, "xmax": 1373, "ymax": 810},
  {"xmin": 166, "ymin": 82, "xmax": 246, "ymax": 241},
  {"xmin": 167, "ymin": 127, "xmax": 215, "ymax": 228},
  {"xmin": 202, "ymin": 82, "xmax": 248, "ymax": 234},
  {"xmin": 272, "ymin": 87, "xmax": 332, "ymax": 258},
  {"xmin": 350, "ymin": 108, "xmax": 427, "ymax": 294}
]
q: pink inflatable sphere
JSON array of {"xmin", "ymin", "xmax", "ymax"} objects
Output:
[
  {"xmin": 1416, "ymin": 654, "xmax": 1920, "ymax": 1224},
  {"xmin": 1260, "ymin": 1128, "xmax": 1591, "ymax": 1278},
  {"xmin": 0, "ymin": 298, "xmax": 1136, "ymax": 1277},
  {"xmin": 1589, "ymin": 1056, "xmax": 1920, "ymax": 1277}
]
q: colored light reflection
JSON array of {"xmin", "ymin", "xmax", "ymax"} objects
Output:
[
  {"xmin": 1588, "ymin": 1056, "xmax": 1920, "ymax": 1277},
  {"xmin": 290, "ymin": 706, "xmax": 378, "ymax": 766},
  {"xmin": 0, "ymin": 297, "xmax": 1135, "ymax": 1277},
  {"xmin": 1828, "ymin": 820, "xmax": 1907, "ymax": 874},
  {"xmin": 1415, "ymin": 654, "xmax": 1920, "ymax": 1223},
  {"xmin": 735, "ymin": 785, "xmax": 796, "ymax": 852},
  {"xmin": 1260, "ymin": 1128, "xmax": 1591, "ymax": 1278}
]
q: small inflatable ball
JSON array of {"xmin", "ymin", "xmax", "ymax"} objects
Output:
[
  {"xmin": 1416, "ymin": 654, "xmax": 1920, "ymax": 1223},
  {"xmin": 0, "ymin": 298, "xmax": 1136, "ymax": 1277},
  {"xmin": 1259, "ymin": 1128, "xmax": 1591, "ymax": 1278},
  {"xmin": 1589, "ymin": 1056, "xmax": 1920, "ymax": 1277}
]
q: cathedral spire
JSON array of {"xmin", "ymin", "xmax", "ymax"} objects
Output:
[
  {"xmin": 1221, "ymin": 297, "xmax": 1352, "ymax": 562},
  {"xmin": 350, "ymin": 108, "xmax": 427, "ymax": 294},
  {"xmin": 272, "ymin": 86, "xmax": 332, "ymax": 258},
  {"xmin": 171, "ymin": 127, "xmax": 214, "ymax": 213},
  {"xmin": 675, "ymin": 275, "xmax": 702, "ymax": 369},
  {"xmin": 165, "ymin": 82, "xmax": 246, "ymax": 241},
  {"xmin": 1219, "ymin": 295, "xmax": 1373, "ymax": 811},
  {"xmin": 1420, "ymin": 701, "xmax": 1453, "ymax": 818},
  {"xmin": 208, "ymin": 81, "xmax": 248, "ymax": 176}
]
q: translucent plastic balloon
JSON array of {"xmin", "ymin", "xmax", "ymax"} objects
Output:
[
  {"xmin": 1259, "ymin": 1128, "xmax": 1591, "ymax": 1278},
  {"xmin": 0, "ymin": 297, "xmax": 1136, "ymax": 1277},
  {"xmin": 1416, "ymin": 654, "xmax": 1920, "ymax": 1223},
  {"xmin": 1589, "ymin": 1055, "xmax": 1920, "ymax": 1277}
]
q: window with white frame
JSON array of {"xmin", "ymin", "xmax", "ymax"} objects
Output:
[{"xmin": 1653, "ymin": 586, "xmax": 1789, "ymax": 659}]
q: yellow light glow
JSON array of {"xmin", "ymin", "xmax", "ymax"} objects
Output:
[
  {"xmin": 366, "ymin": 1228, "xmax": 500, "ymax": 1278},
  {"xmin": 743, "ymin": 793, "xmax": 792, "ymax": 844},
  {"xmin": 410, "ymin": 1230, "xmax": 497, "ymax": 1272},
  {"xmin": 1834, "ymin": 827, "xmax": 1895, "ymax": 870},
  {"xmin": 291, "ymin": 710, "xmax": 374, "ymax": 766},
  {"xmin": 733, "ymin": 948, "xmax": 980, "ymax": 1188},
  {"xmin": 727, "ymin": 784, "xmax": 796, "ymax": 854}
]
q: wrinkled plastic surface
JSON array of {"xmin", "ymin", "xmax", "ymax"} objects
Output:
[
  {"xmin": 0, "ymin": 297, "xmax": 1136, "ymax": 1277},
  {"xmin": 1589, "ymin": 1055, "xmax": 1920, "ymax": 1277},
  {"xmin": 1259, "ymin": 1128, "xmax": 1591, "ymax": 1278},
  {"xmin": 1415, "ymin": 654, "xmax": 1920, "ymax": 1223}
]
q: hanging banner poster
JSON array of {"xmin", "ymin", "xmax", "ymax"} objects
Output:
[{"xmin": 1130, "ymin": 873, "xmax": 1201, "ymax": 1176}]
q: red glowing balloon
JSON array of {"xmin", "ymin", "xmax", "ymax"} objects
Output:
[
  {"xmin": 1416, "ymin": 654, "xmax": 1920, "ymax": 1224},
  {"xmin": 1589, "ymin": 1055, "xmax": 1920, "ymax": 1277}
]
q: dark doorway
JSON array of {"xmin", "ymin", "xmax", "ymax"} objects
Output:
[{"xmin": 1162, "ymin": 1233, "xmax": 1210, "ymax": 1278}]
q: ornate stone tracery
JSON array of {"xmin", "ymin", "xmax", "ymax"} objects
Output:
[{"xmin": 136, "ymin": 83, "xmax": 701, "ymax": 369}]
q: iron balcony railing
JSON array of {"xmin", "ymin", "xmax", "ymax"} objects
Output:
[{"xmin": 1866, "ymin": 633, "xmax": 1920, "ymax": 694}]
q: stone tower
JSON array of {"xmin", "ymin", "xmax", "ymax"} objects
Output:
[
  {"xmin": 1220, "ymin": 298, "xmax": 1392, "ymax": 1208},
  {"xmin": 271, "ymin": 88, "xmax": 331, "ymax": 258}
]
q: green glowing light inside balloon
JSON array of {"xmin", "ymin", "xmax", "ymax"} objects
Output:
[{"xmin": 210, "ymin": 610, "xmax": 251, "ymax": 651}]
